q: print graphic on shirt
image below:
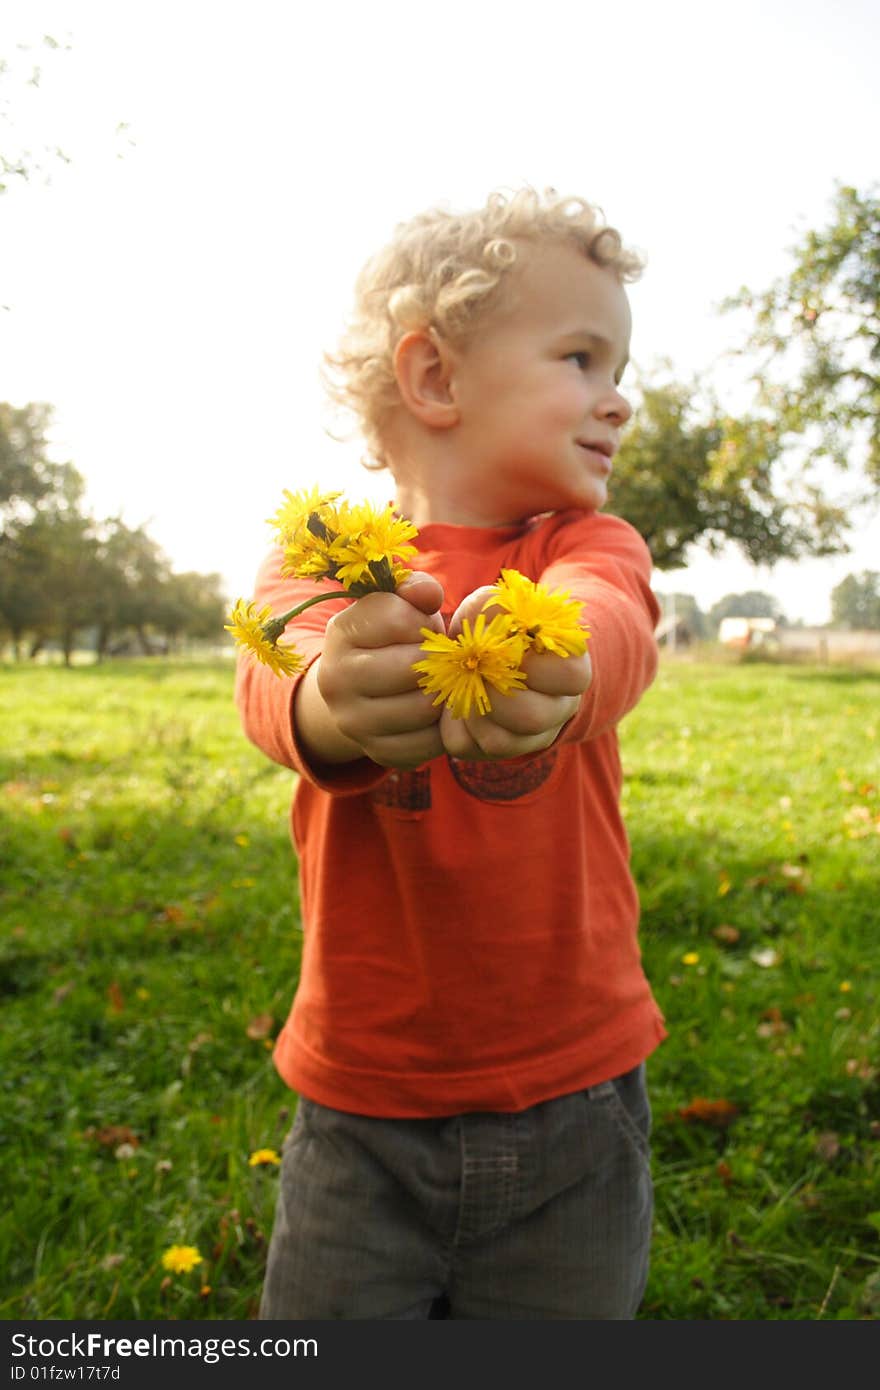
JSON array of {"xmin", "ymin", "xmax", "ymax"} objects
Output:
[
  {"xmin": 371, "ymin": 748, "xmax": 558, "ymax": 810},
  {"xmin": 447, "ymin": 749, "xmax": 558, "ymax": 802},
  {"xmin": 371, "ymin": 768, "xmax": 433, "ymax": 811}
]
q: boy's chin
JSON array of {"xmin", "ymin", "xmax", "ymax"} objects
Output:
[{"xmin": 566, "ymin": 483, "xmax": 608, "ymax": 513}]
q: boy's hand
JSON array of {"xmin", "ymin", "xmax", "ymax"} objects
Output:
[
  {"xmin": 438, "ymin": 586, "xmax": 592, "ymax": 761},
  {"xmin": 298, "ymin": 571, "xmax": 446, "ymax": 770}
]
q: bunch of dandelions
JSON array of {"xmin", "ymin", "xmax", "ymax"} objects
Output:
[
  {"xmin": 226, "ymin": 487, "xmax": 420, "ymax": 676},
  {"xmin": 412, "ymin": 569, "xmax": 589, "ymax": 720},
  {"xmin": 225, "ymin": 492, "xmax": 588, "ymax": 719}
]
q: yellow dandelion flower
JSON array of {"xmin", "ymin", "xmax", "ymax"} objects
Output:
[
  {"xmin": 225, "ymin": 599, "xmax": 304, "ymax": 678},
  {"xmin": 279, "ymin": 532, "xmax": 338, "ymax": 583},
  {"xmin": 248, "ymin": 1147, "xmax": 282, "ymax": 1166},
  {"xmin": 485, "ymin": 569, "xmax": 589, "ymax": 657},
  {"xmin": 413, "ymin": 613, "xmax": 528, "ymax": 719},
  {"xmin": 269, "ymin": 487, "xmax": 344, "ymax": 583},
  {"xmin": 839, "ymin": 980, "xmax": 852, "ymax": 993},
  {"xmin": 267, "ymin": 486, "xmax": 343, "ymax": 545},
  {"xmin": 161, "ymin": 1244, "xmax": 203, "ymax": 1274},
  {"xmin": 681, "ymin": 951, "xmax": 700, "ymax": 966},
  {"xmin": 328, "ymin": 502, "xmax": 419, "ymax": 593}
]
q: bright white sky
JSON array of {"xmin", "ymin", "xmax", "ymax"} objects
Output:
[{"xmin": 2, "ymin": 0, "xmax": 878, "ymax": 622}]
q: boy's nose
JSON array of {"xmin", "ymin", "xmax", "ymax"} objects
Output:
[{"xmin": 597, "ymin": 385, "xmax": 632, "ymax": 425}]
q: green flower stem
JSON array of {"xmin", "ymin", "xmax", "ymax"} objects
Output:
[{"xmin": 262, "ymin": 589, "xmax": 353, "ymax": 644}]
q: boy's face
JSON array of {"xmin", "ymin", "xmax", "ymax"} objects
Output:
[{"xmin": 446, "ymin": 242, "xmax": 632, "ymax": 524}]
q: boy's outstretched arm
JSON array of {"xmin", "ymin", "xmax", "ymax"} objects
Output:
[
  {"xmin": 437, "ymin": 586, "xmax": 593, "ymax": 762},
  {"xmin": 295, "ymin": 572, "xmax": 447, "ymax": 770}
]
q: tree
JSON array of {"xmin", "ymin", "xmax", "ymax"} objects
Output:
[
  {"xmin": 722, "ymin": 183, "xmax": 880, "ymax": 490},
  {"xmin": 0, "ymin": 505, "xmax": 101, "ymax": 663},
  {"xmin": 654, "ymin": 592, "xmax": 707, "ymax": 639},
  {"xmin": 0, "ymin": 402, "xmax": 77, "ymax": 524},
  {"xmin": 607, "ymin": 377, "xmax": 847, "ymax": 569},
  {"xmin": 708, "ymin": 591, "xmax": 787, "ymax": 632},
  {"xmin": 831, "ymin": 572, "xmax": 880, "ymax": 630},
  {"xmin": 154, "ymin": 570, "xmax": 228, "ymax": 649},
  {"xmin": 91, "ymin": 519, "xmax": 172, "ymax": 657},
  {"xmin": 0, "ymin": 406, "xmax": 95, "ymax": 660},
  {"xmin": 0, "ymin": 33, "xmax": 71, "ymax": 196}
]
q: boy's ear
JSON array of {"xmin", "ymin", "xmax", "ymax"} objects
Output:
[{"xmin": 393, "ymin": 330, "xmax": 460, "ymax": 430}]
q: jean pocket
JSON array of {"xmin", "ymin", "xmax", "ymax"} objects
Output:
[{"xmin": 586, "ymin": 1064, "xmax": 651, "ymax": 1162}]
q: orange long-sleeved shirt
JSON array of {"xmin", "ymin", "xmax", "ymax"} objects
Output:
[{"xmin": 235, "ymin": 508, "xmax": 666, "ymax": 1116}]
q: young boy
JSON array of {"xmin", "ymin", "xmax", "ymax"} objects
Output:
[{"xmin": 236, "ymin": 187, "xmax": 665, "ymax": 1320}]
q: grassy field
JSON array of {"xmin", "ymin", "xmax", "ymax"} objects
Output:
[{"xmin": 1, "ymin": 655, "xmax": 878, "ymax": 1320}]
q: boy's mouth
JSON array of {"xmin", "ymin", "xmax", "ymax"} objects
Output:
[{"xmin": 576, "ymin": 439, "xmax": 615, "ymax": 472}]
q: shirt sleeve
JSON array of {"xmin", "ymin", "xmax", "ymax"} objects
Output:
[
  {"xmin": 537, "ymin": 511, "xmax": 660, "ymax": 743},
  {"xmin": 233, "ymin": 547, "xmax": 390, "ymax": 795}
]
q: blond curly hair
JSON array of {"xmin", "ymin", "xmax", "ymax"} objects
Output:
[{"xmin": 322, "ymin": 186, "xmax": 644, "ymax": 469}]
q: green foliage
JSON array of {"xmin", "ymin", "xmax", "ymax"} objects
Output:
[
  {"xmin": 0, "ymin": 403, "xmax": 228, "ymax": 658},
  {"xmin": 0, "ymin": 33, "xmax": 71, "ymax": 196},
  {"xmin": 708, "ymin": 590, "xmax": 787, "ymax": 630},
  {"xmin": 654, "ymin": 592, "xmax": 707, "ymax": 639},
  {"xmin": 608, "ymin": 377, "xmax": 847, "ymax": 569},
  {"xmin": 723, "ymin": 182, "xmax": 880, "ymax": 490},
  {"xmin": 623, "ymin": 659, "xmax": 880, "ymax": 1319},
  {"xmin": 831, "ymin": 571, "xmax": 880, "ymax": 631},
  {"xmin": 1, "ymin": 658, "xmax": 878, "ymax": 1320},
  {"xmin": 0, "ymin": 402, "xmax": 82, "ymax": 518}
]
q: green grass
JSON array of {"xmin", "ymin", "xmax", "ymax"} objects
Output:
[{"xmin": 1, "ymin": 656, "xmax": 878, "ymax": 1320}]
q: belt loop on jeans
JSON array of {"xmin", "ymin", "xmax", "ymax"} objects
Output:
[{"xmin": 585, "ymin": 1079, "xmax": 616, "ymax": 1100}]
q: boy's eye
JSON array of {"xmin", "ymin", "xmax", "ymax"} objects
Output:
[{"xmin": 566, "ymin": 351, "xmax": 590, "ymax": 369}]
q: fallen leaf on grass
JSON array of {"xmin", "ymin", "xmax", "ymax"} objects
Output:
[
  {"xmin": 246, "ymin": 1013, "xmax": 274, "ymax": 1040},
  {"xmin": 798, "ymin": 1186, "xmax": 822, "ymax": 1210},
  {"xmin": 713, "ymin": 924, "xmax": 740, "ymax": 945},
  {"xmin": 780, "ymin": 861, "xmax": 807, "ymax": 878},
  {"xmin": 181, "ymin": 1031, "xmax": 215, "ymax": 1078},
  {"xmin": 675, "ymin": 1098, "xmax": 740, "ymax": 1128},
  {"xmin": 156, "ymin": 905, "xmax": 186, "ymax": 924},
  {"xmin": 756, "ymin": 1006, "xmax": 791, "ymax": 1038},
  {"xmin": 750, "ymin": 946, "xmax": 781, "ymax": 968},
  {"xmin": 107, "ymin": 981, "xmax": 125, "ymax": 1014},
  {"xmin": 52, "ymin": 982, "xmax": 75, "ymax": 1005},
  {"xmin": 845, "ymin": 1057, "xmax": 877, "ymax": 1082},
  {"xmin": 84, "ymin": 1125, "xmax": 140, "ymax": 1150},
  {"xmin": 814, "ymin": 1132, "xmax": 841, "ymax": 1162}
]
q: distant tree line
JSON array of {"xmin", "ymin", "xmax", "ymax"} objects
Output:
[
  {"xmin": 656, "ymin": 577, "xmax": 880, "ymax": 639},
  {"xmin": 0, "ymin": 403, "xmax": 227, "ymax": 664},
  {"xmin": 830, "ymin": 572, "xmax": 880, "ymax": 630}
]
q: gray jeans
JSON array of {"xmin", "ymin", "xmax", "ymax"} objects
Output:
[{"xmin": 259, "ymin": 1064, "xmax": 653, "ymax": 1320}]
